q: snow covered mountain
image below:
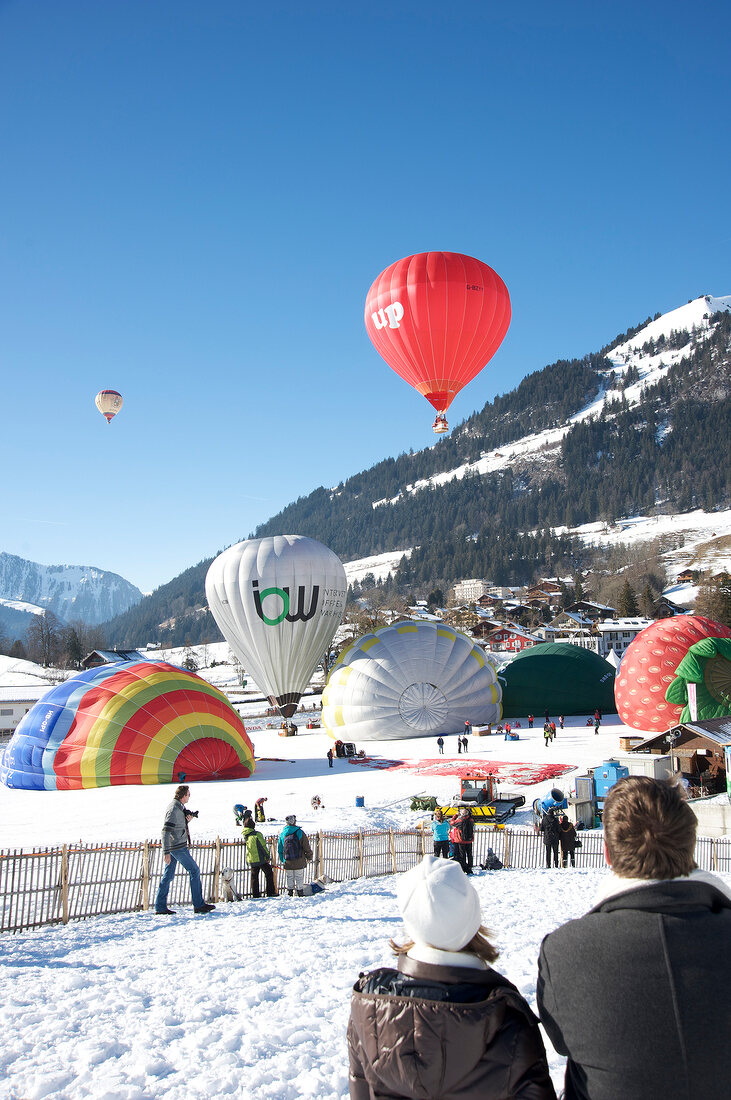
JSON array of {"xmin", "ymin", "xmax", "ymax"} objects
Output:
[
  {"xmin": 0, "ymin": 553, "xmax": 143, "ymax": 629},
  {"xmin": 372, "ymin": 294, "xmax": 731, "ymax": 504}
]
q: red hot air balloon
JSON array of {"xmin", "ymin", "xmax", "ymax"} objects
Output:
[{"xmin": 364, "ymin": 252, "xmax": 511, "ymax": 433}]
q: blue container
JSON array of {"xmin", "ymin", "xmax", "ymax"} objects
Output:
[
  {"xmin": 355, "ymin": 795, "xmax": 365, "ymax": 808},
  {"xmin": 594, "ymin": 761, "xmax": 629, "ymax": 802}
]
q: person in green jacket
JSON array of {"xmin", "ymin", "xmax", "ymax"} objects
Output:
[{"xmin": 243, "ymin": 822, "xmax": 277, "ymax": 898}]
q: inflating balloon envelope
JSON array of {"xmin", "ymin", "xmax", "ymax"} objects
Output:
[
  {"xmin": 206, "ymin": 535, "xmax": 348, "ymax": 717},
  {"xmin": 322, "ymin": 620, "xmax": 502, "ymax": 740}
]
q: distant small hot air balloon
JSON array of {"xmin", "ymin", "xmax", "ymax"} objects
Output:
[
  {"xmin": 95, "ymin": 389, "xmax": 123, "ymax": 424},
  {"xmin": 364, "ymin": 251, "xmax": 511, "ymax": 433}
]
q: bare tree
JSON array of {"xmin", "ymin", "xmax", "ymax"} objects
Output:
[{"xmin": 26, "ymin": 610, "xmax": 63, "ymax": 667}]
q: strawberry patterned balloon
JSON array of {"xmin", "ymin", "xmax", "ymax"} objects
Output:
[{"xmin": 614, "ymin": 615, "xmax": 731, "ymax": 732}]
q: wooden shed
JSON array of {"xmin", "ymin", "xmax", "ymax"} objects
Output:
[{"xmin": 630, "ymin": 718, "xmax": 731, "ymax": 797}]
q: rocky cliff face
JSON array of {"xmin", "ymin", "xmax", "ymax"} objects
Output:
[{"xmin": 0, "ymin": 554, "xmax": 143, "ymax": 626}]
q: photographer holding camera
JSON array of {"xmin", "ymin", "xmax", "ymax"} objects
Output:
[{"xmin": 154, "ymin": 784, "xmax": 216, "ymax": 915}]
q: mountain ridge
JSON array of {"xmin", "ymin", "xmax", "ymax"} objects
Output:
[{"xmin": 0, "ymin": 553, "xmax": 143, "ymax": 637}]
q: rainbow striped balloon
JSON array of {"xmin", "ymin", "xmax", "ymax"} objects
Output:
[{"xmin": 0, "ymin": 661, "xmax": 255, "ymax": 790}]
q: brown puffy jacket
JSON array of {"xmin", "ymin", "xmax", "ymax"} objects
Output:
[{"xmin": 348, "ymin": 955, "xmax": 556, "ymax": 1099}]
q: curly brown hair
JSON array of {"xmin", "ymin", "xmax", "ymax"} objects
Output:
[{"xmin": 604, "ymin": 776, "xmax": 696, "ymax": 879}]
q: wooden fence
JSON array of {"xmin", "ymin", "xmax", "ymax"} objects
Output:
[{"xmin": 1, "ymin": 827, "xmax": 729, "ymax": 935}]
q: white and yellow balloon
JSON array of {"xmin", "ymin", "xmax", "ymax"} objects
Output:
[
  {"xmin": 323, "ymin": 620, "xmax": 502, "ymax": 740},
  {"xmin": 206, "ymin": 535, "xmax": 347, "ymax": 717}
]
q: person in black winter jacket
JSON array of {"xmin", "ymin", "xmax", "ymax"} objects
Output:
[
  {"xmin": 557, "ymin": 813, "xmax": 578, "ymax": 868},
  {"xmin": 537, "ymin": 776, "xmax": 731, "ymax": 1100},
  {"xmin": 348, "ymin": 856, "xmax": 556, "ymax": 1099},
  {"xmin": 538, "ymin": 807, "xmax": 560, "ymax": 868}
]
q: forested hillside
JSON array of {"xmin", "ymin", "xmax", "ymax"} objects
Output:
[{"xmin": 98, "ymin": 305, "xmax": 731, "ymax": 648}]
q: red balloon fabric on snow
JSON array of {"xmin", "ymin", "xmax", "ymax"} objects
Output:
[{"xmin": 364, "ymin": 252, "xmax": 511, "ymax": 416}]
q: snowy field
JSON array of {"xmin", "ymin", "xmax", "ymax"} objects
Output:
[
  {"xmin": 2, "ymin": 659, "xmax": 730, "ymax": 1099},
  {"xmin": 1, "ymin": 867, "xmax": 627, "ymax": 1100},
  {"xmin": 0, "ymin": 705, "xmax": 638, "ymax": 848}
]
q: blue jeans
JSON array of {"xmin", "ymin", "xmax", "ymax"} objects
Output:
[{"xmin": 155, "ymin": 847, "xmax": 204, "ymax": 910}]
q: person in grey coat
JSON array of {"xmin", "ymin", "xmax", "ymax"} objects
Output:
[
  {"xmin": 154, "ymin": 784, "xmax": 215, "ymax": 914},
  {"xmin": 537, "ymin": 776, "xmax": 731, "ymax": 1100}
]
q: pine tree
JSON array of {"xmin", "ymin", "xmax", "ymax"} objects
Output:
[{"xmin": 618, "ymin": 580, "xmax": 639, "ymax": 617}]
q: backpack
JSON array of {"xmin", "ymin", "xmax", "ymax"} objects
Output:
[
  {"xmin": 450, "ymin": 820, "xmax": 465, "ymax": 844},
  {"xmin": 282, "ymin": 828, "xmax": 303, "ymax": 861},
  {"xmin": 254, "ymin": 834, "xmax": 270, "ymax": 864}
]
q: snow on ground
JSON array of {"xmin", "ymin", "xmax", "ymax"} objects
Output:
[
  {"xmin": 0, "ymin": 596, "xmax": 44, "ymax": 616},
  {"xmin": 342, "ymin": 550, "xmax": 413, "ymax": 585},
  {"xmin": 0, "ymin": 655, "xmax": 61, "ymax": 687},
  {"xmin": 559, "ymin": 508, "xmax": 731, "ymax": 578},
  {"xmin": 2, "ymin": 860, "xmax": 729, "ymax": 1100},
  {"xmin": 0, "ymin": 867, "xmax": 631, "ymax": 1100},
  {"xmin": 0, "ymin": 709, "xmax": 634, "ymax": 848},
  {"xmin": 1, "ymin": 694, "xmax": 730, "ymax": 1099}
]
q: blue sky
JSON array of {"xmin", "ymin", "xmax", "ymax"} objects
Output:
[{"xmin": 1, "ymin": 1, "xmax": 728, "ymax": 593}]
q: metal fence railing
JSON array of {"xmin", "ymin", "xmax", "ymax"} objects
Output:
[{"xmin": 1, "ymin": 827, "xmax": 729, "ymax": 935}]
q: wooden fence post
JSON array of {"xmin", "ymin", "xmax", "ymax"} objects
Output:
[
  {"xmin": 358, "ymin": 831, "xmax": 364, "ymax": 878},
  {"xmin": 712, "ymin": 839, "xmax": 718, "ymax": 872},
  {"xmin": 142, "ymin": 841, "xmax": 150, "ymax": 910},
  {"xmin": 503, "ymin": 827, "xmax": 511, "ymax": 869},
  {"xmin": 316, "ymin": 831, "xmax": 322, "ymax": 879},
  {"xmin": 61, "ymin": 844, "xmax": 69, "ymax": 925},
  {"xmin": 420, "ymin": 827, "xmax": 426, "ymax": 857},
  {"xmin": 213, "ymin": 837, "xmax": 221, "ymax": 902},
  {"xmin": 389, "ymin": 829, "xmax": 397, "ymax": 874}
]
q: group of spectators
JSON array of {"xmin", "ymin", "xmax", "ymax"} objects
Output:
[
  {"xmin": 539, "ymin": 806, "xmax": 580, "ymax": 867},
  {"xmin": 154, "ymin": 787, "xmax": 314, "ymax": 909},
  {"xmin": 430, "ymin": 806, "xmax": 475, "ymax": 873},
  {"xmin": 349, "ymin": 776, "xmax": 731, "ymax": 1099},
  {"xmin": 154, "ymin": 776, "xmax": 730, "ymax": 1099}
]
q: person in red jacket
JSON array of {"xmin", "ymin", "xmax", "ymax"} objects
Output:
[
  {"xmin": 451, "ymin": 807, "xmax": 475, "ymax": 875},
  {"xmin": 348, "ymin": 856, "xmax": 556, "ymax": 1099}
]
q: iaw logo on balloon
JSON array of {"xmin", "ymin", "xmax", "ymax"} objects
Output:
[{"xmin": 252, "ymin": 580, "xmax": 347, "ymax": 626}]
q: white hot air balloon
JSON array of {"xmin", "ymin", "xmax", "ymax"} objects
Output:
[
  {"xmin": 206, "ymin": 535, "xmax": 348, "ymax": 718},
  {"xmin": 95, "ymin": 389, "xmax": 123, "ymax": 423},
  {"xmin": 322, "ymin": 620, "xmax": 502, "ymax": 740}
]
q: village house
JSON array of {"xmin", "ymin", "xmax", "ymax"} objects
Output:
[
  {"xmin": 0, "ymin": 685, "xmax": 51, "ymax": 739},
  {"xmin": 561, "ymin": 599, "xmax": 616, "ymax": 620},
  {"xmin": 452, "ymin": 578, "xmax": 493, "ymax": 603},
  {"xmin": 82, "ymin": 649, "xmax": 149, "ymax": 670},
  {"xmin": 482, "ymin": 624, "xmax": 542, "ymax": 653},
  {"xmin": 536, "ymin": 611, "xmax": 601, "ymax": 652},
  {"xmin": 594, "ymin": 618, "xmax": 654, "ymax": 659}
]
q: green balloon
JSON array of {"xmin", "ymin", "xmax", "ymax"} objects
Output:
[{"xmin": 499, "ymin": 643, "xmax": 615, "ymax": 719}]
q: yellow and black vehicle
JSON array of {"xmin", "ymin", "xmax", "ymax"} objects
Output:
[{"xmin": 437, "ymin": 774, "xmax": 525, "ymax": 823}]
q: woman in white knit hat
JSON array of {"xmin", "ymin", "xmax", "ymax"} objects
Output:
[{"xmin": 347, "ymin": 855, "xmax": 555, "ymax": 1099}]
